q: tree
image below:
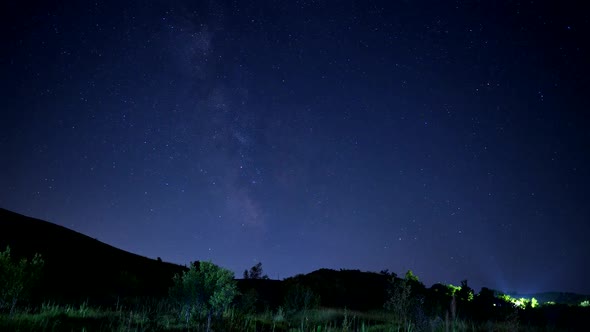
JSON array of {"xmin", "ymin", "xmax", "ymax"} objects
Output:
[
  {"xmin": 457, "ymin": 280, "xmax": 474, "ymax": 303},
  {"xmin": 243, "ymin": 262, "xmax": 269, "ymax": 279},
  {"xmin": 169, "ymin": 261, "xmax": 238, "ymax": 331},
  {"xmin": 472, "ymin": 287, "xmax": 497, "ymax": 321},
  {"xmin": 385, "ymin": 275, "xmax": 412, "ymax": 326},
  {"xmin": 380, "ymin": 269, "xmax": 397, "ymax": 278},
  {"xmin": 404, "ymin": 270, "xmax": 427, "ymax": 301},
  {"xmin": 405, "ymin": 270, "xmax": 419, "ymax": 283},
  {"xmin": 0, "ymin": 246, "xmax": 44, "ymax": 316},
  {"xmin": 452, "ymin": 280, "xmax": 475, "ymax": 320},
  {"xmin": 385, "ymin": 270, "xmax": 428, "ymax": 329},
  {"xmin": 239, "ymin": 288, "xmax": 259, "ymax": 314}
]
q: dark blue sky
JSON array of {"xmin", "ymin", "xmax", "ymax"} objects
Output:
[{"xmin": 1, "ymin": 1, "xmax": 589, "ymax": 294}]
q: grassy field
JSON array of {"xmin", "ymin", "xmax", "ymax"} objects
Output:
[{"xmin": 0, "ymin": 301, "xmax": 557, "ymax": 332}]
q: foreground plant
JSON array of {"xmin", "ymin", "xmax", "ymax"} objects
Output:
[
  {"xmin": 169, "ymin": 260, "xmax": 238, "ymax": 331},
  {"xmin": 0, "ymin": 246, "xmax": 44, "ymax": 316}
]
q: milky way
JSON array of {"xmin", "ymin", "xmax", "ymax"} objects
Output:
[{"xmin": 1, "ymin": 1, "xmax": 589, "ymax": 293}]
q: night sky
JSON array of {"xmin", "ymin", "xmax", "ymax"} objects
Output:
[{"xmin": 2, "ymin": 1, "xmax": 589, "ymax": 294}]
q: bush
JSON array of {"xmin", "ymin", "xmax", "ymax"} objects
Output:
[
  {"xmin": 169, "ymin": 261, "xmax": 238, "ymax": 331},
  {"xmin": 385, "ymin": 270, "xmax": 428, "ymax": 329},
  {"xmin": 283, "ymin": 283, "xmax": 320, "ymax": 315},
  {"xmin": 0, "ymin": 246, "xmax": 44, "ymax": 316},
  {"xmin": 385, "ymin": 276, "xmax": 412, "ymax": 325}
]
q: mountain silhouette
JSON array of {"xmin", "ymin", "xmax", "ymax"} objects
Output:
[{"xmin": 0, "ymin": 208, "xmax": 186, "ymax": 305}]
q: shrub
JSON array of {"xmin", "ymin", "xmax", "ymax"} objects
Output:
[
  {"xmin": 169, "ymin": 261, "xmax": 238, "ymax": 331},
  {"xmin": 0, "ymin": 246, "xmax": 44, "ymax": 316},
  {"xmin": 384, "ymin": 276, "xmax": 412, "ymax": 325},
  {"xmin": 283, "ymin": 283, "xmax": 320, "ymax": 315}
]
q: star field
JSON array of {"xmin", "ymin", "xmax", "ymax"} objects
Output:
[{"xmin": 1, "ymin": 1, "xmax": 589, "ymax": 293}]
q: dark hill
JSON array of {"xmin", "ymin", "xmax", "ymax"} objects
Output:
[
  {"xmin": 284, "ymin": 268, "xmax": 391, "ymax": 311},
  {"xmin": 0, "ymin": 208, "xmax": 187, "ymax": 305}
]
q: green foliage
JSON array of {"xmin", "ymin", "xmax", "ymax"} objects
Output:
[
  {"xmin": 1, "ymin": 253, "xmax": 586, "ymax": 332},
  {"xmin": 457, "ymin": 280, "xmax": 474, "ymax": 302},
  {"xmin": 580, "ymin": 300, "xmax": 590, "ymax": 307},
  {"xmin": 283, "ymin": 283, "xmax": 320, "ymax": 314},
  {"xmin": 0, "ymin": 246, "xmax": 44, "ymax": 315},
  {"xmin": 384, "ymin": 270, "xmax": 431, "ymax": 330},
  {"xmin": 169, "ymin": 261, "xmax": 238, "ymax": 329},
  {"xmin": 498, "ymin": 293, "xmax": 537, "ymax": 309},
  {"xmin": 384, "ymin": 275, "xmax": 412, "ymax": 325},
  {"xmin": 239, "ymin": 288, "xmax": 259, "ymax": 314},
  {"xmin": 446, "ymin": 283, "xmax": 462, "ymax": 296},
  {"xmin": 341, "ymin": 307, "xmax": 351, "ymax": 331},
  {"xmin": 1, "ymin": 299, "xmax": 183, "ymax": 331},
  {"xmin": 403, "ymin": 270, "xmax": 426, "ymax": 297},
  {"xmin": 404, "ymin": 270, "xmax": 419, "ymax": 283}
]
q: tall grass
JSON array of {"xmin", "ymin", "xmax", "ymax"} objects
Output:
[{"xmin": 0, "ymin": 301, "xmax": 567, "ymax": 331}]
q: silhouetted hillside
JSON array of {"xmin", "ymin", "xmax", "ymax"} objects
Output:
[
  {"xmin": 0, "ymin": 208, "xmax": 187, "ymax": 305},
  {"xmin": 284, "ymin": 268, "xmax": 391, "ymax": 311},
  {"xmin": 2, "ymin": 207, "xmax": 588, "ymax": 322},
  {"xmin": 236, "ymin": 278, "xmax": 284, "ymax": 310}
]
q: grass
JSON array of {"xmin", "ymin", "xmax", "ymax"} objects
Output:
[
  {"xmin": 0, "ymin": 300, "xmax": 186, "ymax": 331},
  {"xmin": 0, "ymin": 302, "xmax": 572, "ymax": 332},
  {"xmin": 0, "ymin": 304, "xmax": 396, "ymax": 332}
]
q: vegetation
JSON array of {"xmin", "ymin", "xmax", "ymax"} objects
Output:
[
  {"xmin": 243, "ymin": 262, "xmax": 269, "ymax": 280},
  {"xmin": 384, "ymin": 271, "xmax": 412, "ymax": 326},
  {"xmin": 169, "ymin": 261, "xmax": 238, "ymax": 331},
  {"xmin": 2, "ymin": 208, "xmax": 590, "ymax": 331},
  {"xmin": 498, "ymin": 294, "xmax": 539, "ymax": 309},
  {"xmin": 0, "ymin": 246, "xmax": 44, "ymax": 316},
  {"xmin": 2, "ymin": 261, "xmax": 590, "ymax": 331}
]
